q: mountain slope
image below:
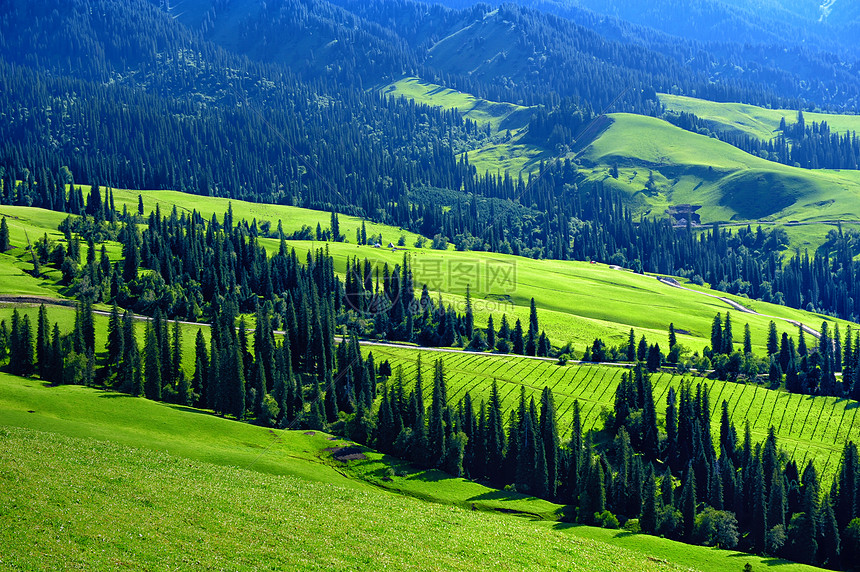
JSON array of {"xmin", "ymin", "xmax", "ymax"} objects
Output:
[{"xmin": 580, "ymin": 113, "xmax": 860, "ymax": 223}]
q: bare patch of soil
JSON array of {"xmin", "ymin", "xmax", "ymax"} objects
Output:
[{"xmin": 325, "ymin": 446, "xmax": 367, "ymax": 462}]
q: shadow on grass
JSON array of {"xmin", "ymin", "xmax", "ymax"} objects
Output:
[
  {"xmin": 553, "ymin": 522, "xmax": 803, "ymax": 567},
  {"xmin": 165, "ymin": 403, "xmax": 220, "ymax": 417},
  {"xmin": 405, "ymin": 469, "xmax": 453, "ymax": 483}
]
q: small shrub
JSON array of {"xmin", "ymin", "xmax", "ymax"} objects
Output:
[
  {"xmin": 623, "ymin": 518, "xmax": 641, "ymax": 533},
  {"xmin": 594, "ymin": 510, "xmax": 620, "ymax": 529}
]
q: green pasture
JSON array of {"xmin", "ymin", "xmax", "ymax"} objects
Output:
[
  {"xmin": 0, "ymin": 374, "xmax": 825, "ymax": 571},
  {"xmin": 660, "ymin": 93, "xmax": 860, "ymax": 141},
  {"xmin": 580, "ymin": 113, "xmax": 860, "ymax": 225},
  {"xmin": 106, "ymin": 187, "xmax": 430, "ymax": 249},
  {"xmin": 272, "ymin": 238, "xmax": 838, "ymax": 354},
  {"xmin": 380, "ymin": 76, "xmax": 533, "ymax": 132},
  {"xmin": 465, "ymin": 141, "xmax": 548, "ymax": 177},
  {"xmin": 368, "ymin": 345, "xmax": 860, "ymax": 481}
]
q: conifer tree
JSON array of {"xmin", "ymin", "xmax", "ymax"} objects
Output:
[
  {"xmin": 768, "ymin": 469, "xmax": 786, "ymax": 530},
  {"xmin": 641, "ymin": 466, "xmax": 658, "ymax": 534},
  {"xmin": 584, "ymin": 455, "xmax": 606, "ymax": 522},
  {"xmin": 464, "ymin": 285, "xmax": 474, "ymax": 341},
  {"xmin": 641, "ymin": 374, "xmax": 659, "ymax": 462},
  {"xmin": 105, "ymin": 303, "xmax": 123, "ymax": 376},
  {"xmin": 820, "ymin": 494, "xmax": 841, "ymax": 566},
  {"xmin": 662, "ymin": 466, "xmax": 675, "ymax": 508},
  {"xmin": 194, "ymin": 329, "xmax": 208, "ymax": 407},
  {"xmin": 540, "ymin": 386, "xmax": 559, "ymax": 499},
  {"xmin": 144, "ymin": 320, "xmax": 162, "ymax": 401},
  {"xmin": 711, "ymin": 313, "xmax": 722, "ymax": 355},
  {"xmin": 743, "ymin": 323, "xmax": 753, "ymax": 355},
  {"xmin": 324, "ymin": 371, "xmax": 339, "ymax": 423},
  {"xmin": 486, "ymin": 379, "xmax": 505, "ymax": 484},
  {"xmin": 486, "ymin": 315, "xmax": 495, "ymax": 352},
  {"xmin": 567, "ymin": 400, "xmax": 583, "ymax": 504},
  {"xmin": 36, "ymin": 304, "xmax": 50, "ymax": 378},
  {"xmin": 751, "ymin": 456, "xmax": 768, "ymax": 553},
  {"xmin": 0, "ymin": 217, "xmax": 9, "ymax": 252},
  {"xmin": 637, "ymin": 335, "xmax": 648, "ymax": 362},
  {"xmin": 680, "ymin": 466, "xmax": 697, "ymax": 540},
  {"xmin": 767, "ymin": 321, "xmax": 779, "ymax": 356},
  {"xmin": 798, "ymin": 325, "xmax": 808, "ymax": 356},
  {"xmin": 721, "ymin": 312, "xmax": 733, "ymax": 354},
  {"xmin": 627, "ymin": 328, "xmax": 636, "ymax": 361},
  {"xmin": 668, "ymin": 323, "xmax": 677, "ymax": 349},
  {"xmin": 171, "ymin": 319, "xmax": 183, "ymax": 393},
  {"xmin": 526, "ymin": 298, "xmax": 538, "ymax": 356},
  {"xmin": 512, "ymin": 319, "xmax": 524, "ymax": 355},
  {"xmin": 428, "ymin": 358, "xmax": 447, "ymax": 466},
  {"xmin": 81, "ymin": 299, "xmax": 95, "ymax": 355}
]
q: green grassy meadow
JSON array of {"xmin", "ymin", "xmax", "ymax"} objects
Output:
[
  {"xmin": 660, "ymin": 93, "xmax": 860, "ymax": 142},
  {"xmin": 368, "ymin": 345, "xmax": 860, "ymax": 481},
  {"xmin": 1, "ymin": 187, "xmax": 846, "ymax": 356},
  {"xmin": 271, "ymin": 237, "xmax": 849, "ymax": 354},
  {"xmin": 580, "ymin": 113, "xmax": 860, "ymax": 225},
  {"xmin": 380, "ymin": 76, "xmax": 554, "ymax": 178},
  {"xmin": 0, "ymin": 375, "xmax": 824, "ymax": 571},
  {"xmin": 381, "ymin": 76, "xmax": 534, "ymax": 132}
]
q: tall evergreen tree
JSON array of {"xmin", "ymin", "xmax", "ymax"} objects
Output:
[
  {"xmin": 680, "ymin": 466, "xmax": 697, "ymax": 539},
  {"xmin": 144, "ymin": 320, "xmax": 162, "ymax": 401},
  {"xmin": 711, "ymin": 313, "xmax": 722, "ymax": 355},
  {"xmin": 767, "ymin": 321, "xmax": 779, "ymax": 356},
  {"xmin": 0, "ymin": 217, "xmax": 9, "ymax": 252},
  {"xmin": 721, "ymin": 312, "xmax": 733, "ymax": 354},
  {"xmin": 540, "ymin": 386, "xmax": 559, "ymax": 499}
]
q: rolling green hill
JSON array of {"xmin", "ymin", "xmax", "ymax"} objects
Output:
[
  {"xmin": 369, "ymin": 345, "xmax": 859, "ymax": 481},
  {"xmin": 579, "ymin": 113, "xmax": 860, "ymax": 224},
  {"xmin": 1, "ymin": 189, "xmax": 850, "ymax": 356},
  {"xmin": 0, "ymin": 375, "xmax": 823, "ymax": 571},
  {"xmin": 380, "ymin": 76, "xmax": 549, "ymax": 177},
  {"xmin": 660, "ymin": 93, "xmax": 860, "ymax": 142},
  {"xmin": 381, "ymin": 77, "xmax": 534, "ymax": 132}
]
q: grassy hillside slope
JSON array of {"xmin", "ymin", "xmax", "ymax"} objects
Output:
[
  {"xmin": 660, "ymin": 93, "xmax": 860, "ymax": 141},
  {"xmin": 370, "ymin": 346, "xmax": 860, "ymax": 480},
  {"xmin": 0, "ymin": 375, "xmax": 824, "ymax": 571},
  {"xmin": 2, "ymin": 426, "xmax": 670, "ymax": 571},
  {"xmin": 580, "ymin": 113, "xmax": 860, "ymax": 224},
  {"xmin": 272, "ymin": 238, "xmax": 848, "ymax": 354},
  {"xmin": 381, "ymin": 77, "xmax": 533, "ymax": 132},
  {"xmin": 2, "ymin": 190, "xmax": 848, "ymax": 354},
  {"xmin": 380, "ymin": 76, "xmax": 550, "ymax": 177}
]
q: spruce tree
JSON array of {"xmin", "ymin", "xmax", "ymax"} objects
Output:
[
  {"xmin": 711, "ymin": 313, "xmax": 723, "ymax": 355},
  {"xmin": 721, "ymin": 312, "xmax": 733, "ymax": 354},
  {"xmin": 525, "ymin": 298, "xmax": 538, "ymax": 356},
  {"xmin": 540, "ymin": 386, "xmax": 559, "ymax": 499},
  {"xmin": 194, "ymin": 329, "xmax": 208, "ymax": 407},
  {"xmin": 627, "ymin": 328, "xmax": 636, "ymax": 361},
  {"xmin": 36, "ymin": 304, "xmax": 49, "ymax": 379},
  {"xmin": 428, "ymin": 358, "xmax": 447, "ymax": 467},
  {"xmin": 171, "ymin": 319, "xmax": 183, "ymax": 393},
  {"xmin": 820, "ymin": 494, "xmax": 841, "ymax": 566},
  {"xmin": 486, "ymin": 379, "xmax": 505, "ymax": 484},
  {"xmin": 512, "ymin": 319, "xmax": 524, "ymax": 355},
  {"xmin": 641, "ymin": 466, "xmax": 658, "ymax": 534},
  {"xmin": 486, "ymin": 315, "xmax": 495, "ymax": 352},
  {"xmin": 144, "ymin": 321, "xmax": 162, "ymax": 401},
  {"xmin": 743, "ymin": 323, "xmax": 753, "ymax": 355},
  {"xmin": 0, "ymin": 217, "xmax": 9, "ymax": 252},
  {"xmin": 767, "ymin": 321, "xmax": 779, "ymax": 356},
  {"xmin": 680, "ymin": 466, "xmax": 697, "ymax": 540},
  {"xmin": 668, "ymin": 323, "xmax": 677, "ymax": 349}
]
